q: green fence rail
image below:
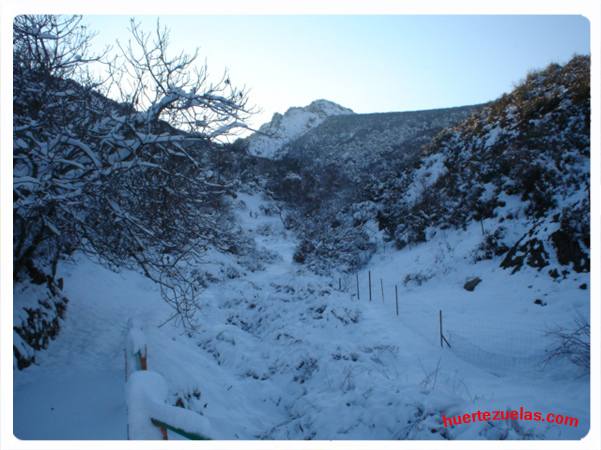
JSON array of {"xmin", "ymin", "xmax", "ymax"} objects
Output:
[
  {"xmin": 150, "ymin": 418, "xmax": 211, "ymax": 440},
  {"xmin": 126, "ymin": 319, "xmax": 211, "ymax": 440}
]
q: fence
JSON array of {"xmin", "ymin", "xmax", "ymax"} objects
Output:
[
  {"xmin": 334, "ymin": 270, "xmax": 546, "ymax": 374},
  {"xmin": 125, "ymin": 318, "xmax": 211, "ymax": 440}
]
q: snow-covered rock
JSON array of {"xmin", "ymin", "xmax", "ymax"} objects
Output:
[{"xmin": 247, "ymin": 99, "xmax": 354, "ymax": 158}]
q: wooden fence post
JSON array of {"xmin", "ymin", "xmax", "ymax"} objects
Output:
[
  {"xmin": 395, "ymin": 285, "xmax": 399, "ymax": 317},
  {"xmin": 380, "ymin": 279, "xmax": 384, "ymax": 303},
  {"xmin": 356, "ymin": 273, "xmax": 360, "ymax": 300},
  {"xmin": 125, "ymin": 347, "xmax": 129, "ymax": 439},
  {"xmin": 439, "ymin": 310, "xmax": 451, "ymax": 348},
  {"xmin": 439, "ymin": 310, "xmax": 443, "ymax": 348},
  {"xmin": 140, "ymin": 345, "xmax": 148, "ymax": 371},
  {"xmin": 368, "ymin": 271, "xmax": 372, "ymax": 302},
  {"xmin": 339, "ymin": 278, "xmax": 342, "ymax": 291},
  {"xmin": 159, "ymin": 426, "xmax": 169, "ymax": 440}
]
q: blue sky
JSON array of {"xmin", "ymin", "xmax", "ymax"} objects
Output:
[{"xmin": 85, "ymin": 15, "xmax": 590, "ymax": 130}]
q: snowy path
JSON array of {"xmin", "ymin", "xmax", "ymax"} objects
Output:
[
  {"xmin": 14, "ymin": 259, "xmax": 171, "ymax": 439},
  {"xmin": 14, "ymin": 191, "xmax": 589, "ymax": 440}
]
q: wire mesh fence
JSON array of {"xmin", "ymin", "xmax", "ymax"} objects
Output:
[{"xmin": 334, "ymin": 269, "xmax": 549, "ymax": 374}]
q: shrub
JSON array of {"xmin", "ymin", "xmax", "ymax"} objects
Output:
[{"xmin": 544, "ymin": 316, "xmax": 590, "ymax": 372}]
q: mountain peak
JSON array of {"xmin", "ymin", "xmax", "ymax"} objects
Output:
[
  {"xmin": 247, "ymin": 99, "xmax": 353, "ymax": 158},
  {"xmin": 305, "ymin": 99, "xmax": 354, "ymax": 115}
]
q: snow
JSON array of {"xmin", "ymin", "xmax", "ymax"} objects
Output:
[
  {"xmin": 126, "ymin": 371, "xmax": 170, "ymax": 439},
  {"xmin": 14, "ymin": 259, "xmax": 170, "ymax": 439},
  {"xmin": 13, "ymin": 332, "xmax": 34, "ymax": 369},
  {"xmin": 483, "ymin": 125, "xmax": 503, "ymax": 148},
  {"xmin": 38, "ymin": 32, "xmax": 58, "ymax": 40},
  {"xmin": 126, "ymin": 320, "xmax": 146, "ymax": 356},
  {"xmin": 404, "ymin": 153, "xmax": 448, "ymax": 206},
  {"xmin": 13, "ymin": 282, "xmax": 48, "ymax": 324},
  {"xmin": 247, "ymin": 99, "xmax": 354, "ymax": 159},
  {"xmin": 13, "ymin": 192, "xmax": 589, "ymax": 440}
]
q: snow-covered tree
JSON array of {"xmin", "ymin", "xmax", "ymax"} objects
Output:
[{"xmin": 14, "ymin": 16, "xmax": 252, "ymax": 327}]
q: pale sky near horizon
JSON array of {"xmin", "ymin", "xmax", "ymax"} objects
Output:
[{"xmin": 84, "ymin": 15, "xmax": 590, "ymax": 132}]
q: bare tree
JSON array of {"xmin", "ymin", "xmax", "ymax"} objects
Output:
[
  {"xmin": 14, "ymin": 16, "xmax": 253, "ymax": 328},
  {"xmin": 13, "ymin": 15, "xmax": 102, "ymax": 81},
  {"xmin": 107, "ymin": 19, "xmax": 251, "ymax": 139}
]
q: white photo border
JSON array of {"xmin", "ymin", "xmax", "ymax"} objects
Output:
[{"xmin": 1, "ymin": 1, "xmax": 598, "ymax": 449}]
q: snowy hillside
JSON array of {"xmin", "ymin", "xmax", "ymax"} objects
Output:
[
  {"xmin": 14, "ymin": 191, "xmax": 589, "ymax": 439},
  {"xmin": 270, "ymin": 57, "xmax": 590, "ymax": 277},
  {"xmin": 283, "ymin": 104, "xmax": 480, "ymax": 174},
  {"xmin": 246, "ymin": 99, "xmax": 354, "ymax": 158},
  {"xmin": 377, "ymin": 55, "xmax": 590, "ymax": 276},
  {"xmin": 13, "ymin": 47, "xmax": 590, "ymax": 442}
]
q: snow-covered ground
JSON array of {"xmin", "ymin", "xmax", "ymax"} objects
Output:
[{"xmin": 14, "ymin": 192, "xmax": 589, "ymax": 440}]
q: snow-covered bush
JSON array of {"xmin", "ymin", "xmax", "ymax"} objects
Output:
[
  {"xmin": 473, "ymin": 228, "xmax": 509, "ymax": 262},
  {"xmin": 403, "ymin": 271, "xmax": 434, "ymax": 287},
  {"xmin": 290, "ymin": 202, "xmax": 380, "ymax": 273},
  {"xmin": 13, "ymin": 279, "xmax": 68, "ymax": 369},
  {"xmin": 376, "ymin": 56, "xmax": 590, "ymax": 276}
]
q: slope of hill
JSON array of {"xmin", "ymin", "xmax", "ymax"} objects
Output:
[
  {"xmin": 282, "ymin": 105, "xmax": 481, "ymax": 175},
  {"xmin": 14, "ymin": 189, "xmax": 589, "ymax": 440},
  {"xmin": 274, "ymin": 56, "xmax": 589, "ymax": 277},
  {"xmin": 377, "ymin": 55, "xmax": 590, "ymax": 277}
]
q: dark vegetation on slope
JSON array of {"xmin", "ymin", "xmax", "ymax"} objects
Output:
[
  {"xmin": 378, "ymin": 56, "xmax": 590, "ymax": 275},
  {"xmin": 260, "ymin": 106, "xmax": 481, "ymax": 272},
  {"xmin": 262, "ymin": 56, "xmax": 590, "ymax": 275}
]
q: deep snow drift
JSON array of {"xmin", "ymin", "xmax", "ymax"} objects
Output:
[{"xmin": 14, "ymin": 191, "xmax": 589, "ymax": 440}]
